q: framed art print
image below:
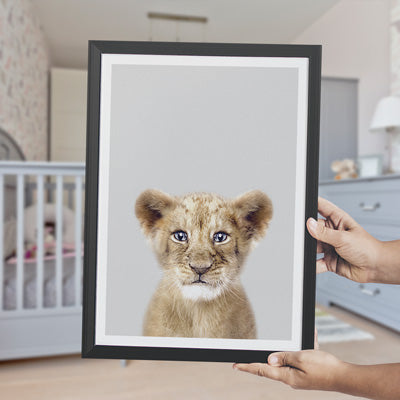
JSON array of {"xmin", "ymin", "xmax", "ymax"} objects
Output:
[
  {"xmin": 357, "ymin": 154, "xmax": 383, "ymax": 177},
  {"xmin": 82, "ymin": 41, "xmax": 321, "ymax": 363}
]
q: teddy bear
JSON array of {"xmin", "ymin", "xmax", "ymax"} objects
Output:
[{"xmin": 331, "ymin": 159, "xmax": 358, "ymax": 180}]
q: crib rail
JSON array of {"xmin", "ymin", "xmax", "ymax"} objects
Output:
[
  {"xmin": 0, "ymin": 161, "xmax": 85, "ymax": 316},
  {"xmin": 26, "ymin": 181, "xmax": 82, "ymax": 209}
]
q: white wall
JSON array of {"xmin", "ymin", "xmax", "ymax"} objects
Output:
[
  {"xmin": 47, "ymin": 1, "xmax": 393, "ymax": 165},
  {"xmin": 293, "ymin": 0, "xmax": 391, "ymax": 160},
  {"xmin": 50, "ymin": 68, "xmax": 87, "ymax": 162},
  {"xmin": 391, "ymin": 0, "xmax": 400, "ymax": 95}
]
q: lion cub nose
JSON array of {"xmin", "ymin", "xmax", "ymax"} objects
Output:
[{"xmin": 190, "ymin": 264, "xmax": 211, "ymax": 275}]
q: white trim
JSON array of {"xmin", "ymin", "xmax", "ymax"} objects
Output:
[
  {"xmin": 36, "ymin": 174, "xmax": 44, "ymax": 309},
  {"xmin": 0, "ymin": 161, "xmax": 85, "ymax": 169},
  {"xmin": 0, "ymin": 307, "xmax": 82, "ymax": 319},
  {"xmin": 0, "ymin": 344, "xmax": 80, "ymax": 361},
  {"xmin": 96, "ymin": 54, "xmax": 113, "ymax": 341},
  {"xmin": 56, "ymin": 175, "xmax": 64, "ymax": 308},
  {"xmin": 0, "ymin": 161, "xmax": 85, "ymax": 176},
  {"xmin": 102, "ymin": 53, "xmax": 309, "ymax": 69},
  {"xmin": 75, "ymin": 175, "xmax": 83, "ymax": 306},
  {"xmin": 97, "ymin": 335, "xmax": 300, "ymax": 351},
  {"xmin": 16, "ymin": 174, "xmax": 24, "ymax": 311},
  {"xmin": 95, "ymin": 53, "xmax": 309, "ymax": 351},
  {"xmin": 290, "ymin": 59, "xmax": 309, "ymax": 346},
  {"xmin": 0, "ymin": 175, "xmax": 3, "ymax": 311}
]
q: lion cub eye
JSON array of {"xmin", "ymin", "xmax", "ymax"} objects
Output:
[
  {"xmin": 213, "ymin": 232, "xmax": 229, "ymax": 243},
  {"xmin": 172, "ymin": 230, "xmax": 188, "ymax": 242}
]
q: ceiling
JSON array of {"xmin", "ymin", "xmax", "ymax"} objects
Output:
[{"xmin": 32, "ymin": 0, "xmax": 339, "ymax": 69}]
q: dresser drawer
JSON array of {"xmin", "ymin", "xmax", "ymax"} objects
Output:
[
  {"xmin": 362, "ymin": 223, "xmax": 400, "ymax": 241},
  {"xmin": 320, "ymin": 181, "xmax": 400, "ymax": 225},
  {"xmin": 318, "ymin": 176, "xmax": 400, "ymax": 331},
  {"xmin": 317, "ymin": 273, "xmax": 400, "ymax": 331}
]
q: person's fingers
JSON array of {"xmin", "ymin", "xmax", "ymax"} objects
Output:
[
  {"xmin": 268, "ymin": 351, "xmax": 302, "ymax": 369},
  {"xmin": 317, "ymin": 197, "xmax": 344, "ymax": 220},
  {"xmin": 233, "ymin": 363, "xmax": 285, "ymax": 381},
  {"xmin": 317, "ymin": 197, "xmax": 358, "ymax": 229},
  {"xmin": 316, "ymin": 258, "xmax": 328, "ymax": 274},
  {"xmin": 314, "ymin": 328, "xmax": 319, "ymax": 350},
  {"xmin": 307, "ymin": 218, "xmax": 344, "ymax": 247},
  {"xmin": 306, "ymin": 217, "xmax": 317, "ymax": 237}
]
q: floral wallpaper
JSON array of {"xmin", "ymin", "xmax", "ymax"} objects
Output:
[
  {"xmin": 0, "ymin": 0, "xmax": 49, "ymax": 160},
  {"xmin": 391, "ymin": 0, "xmax": 400, "ymax": 95}
]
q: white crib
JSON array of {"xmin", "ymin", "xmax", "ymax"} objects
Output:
[{"xmin": 0, "ymin": 161, "xmax": 85, "ymax": 360}]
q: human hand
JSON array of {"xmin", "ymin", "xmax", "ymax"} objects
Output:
[
  {"xmin": 306, "ymin": 197, "xmax": 383, "ymax": 283},
  {"xmin": 233, "ymin": 350, "xmax": 346, "ymax": 391},
  {"xmin": 234, "ymin": 351, "xmax": 400, "ymax": 400}
]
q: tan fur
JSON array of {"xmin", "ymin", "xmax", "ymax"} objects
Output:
[{"xmin": 135, "ymin": 189, "xmax": 273, "ymax": 339}]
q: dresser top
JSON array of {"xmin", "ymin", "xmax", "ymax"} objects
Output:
[{"xmin": 319, "ymin": 173, "xmax": 400, "ymax": 186}]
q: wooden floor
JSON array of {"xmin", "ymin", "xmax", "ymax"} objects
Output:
[{"xmin": 1, "ymin": 305, "xmax": 399, "ymax": 400}]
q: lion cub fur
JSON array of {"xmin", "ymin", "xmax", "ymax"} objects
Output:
[{"xmin": 135, "ymin": 189, "xmax": 273, "ymax": 339}]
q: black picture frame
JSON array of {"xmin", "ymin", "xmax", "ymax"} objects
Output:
[{"xmin": 82, "ymin": 40, "xmax": 321, "ymax": 363}]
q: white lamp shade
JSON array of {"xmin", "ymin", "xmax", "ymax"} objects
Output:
[{"xmin": 370, "ymin": 96, "xmax": 400, "ymax": 132}]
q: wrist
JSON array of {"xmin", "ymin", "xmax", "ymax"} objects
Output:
[
  {"xmin": 334, "ymin": 361, "xmax": 358, "ymax": 394},
  {"xmin": 318, "ymin": 357, "xmax": 351, "ymax": 392},
  {"xmin": 371, "ymin": 240, "xmax": 400, "ymax": 284},
  {"xmin": 367, "ymin": 239, "xmax": 385, "ymax": 283}
]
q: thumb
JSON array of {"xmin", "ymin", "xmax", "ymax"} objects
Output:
[
  {"xmin": 268, "ymin": 352, "xmax": 300, "ymax": 368},
  {"xmin": 307, "ymin": 218, "xmax": 343, "ymax": 247}
]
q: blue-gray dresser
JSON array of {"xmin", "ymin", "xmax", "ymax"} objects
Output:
[{"xmin": 317, "ymin": 174, "xmax": 400, "ymax": 332}]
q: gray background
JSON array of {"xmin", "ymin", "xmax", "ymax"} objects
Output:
[{"xmin": 105, "ymin": 64, "xmax": 299, "ymax": 340}]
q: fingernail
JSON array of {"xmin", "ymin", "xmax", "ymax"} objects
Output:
[
  {"xmin": 308, "ymin": 218, "xmax": 317, "ymax": 234},
  {"xmin": 233, "ymin": 364, "xmax": 238, "ymax": 370},
  {"xmin": 269, "ymin": 355, "xmax": 279, "ymax": 365}
]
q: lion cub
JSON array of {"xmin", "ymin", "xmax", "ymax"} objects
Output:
[{"xmin": 135, "ymin": 189, "xmax": 273, "ymax": 339}]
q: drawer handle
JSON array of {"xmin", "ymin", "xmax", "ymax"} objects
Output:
[
  {"xmin": 359, "ymin": 202, "xmax": 380, "ymax": 211},
  {"xmin": 359, "ymin": 284, "xmax": 380, "ymax": 296}
]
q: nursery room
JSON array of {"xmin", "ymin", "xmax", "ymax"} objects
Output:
[{"xmin": 0, "ymin": 0, "xmax": 399, "ymax": 399}]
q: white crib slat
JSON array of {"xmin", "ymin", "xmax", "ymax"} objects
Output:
[
  {"xmin": 17, "ymin": 174, "xmax": 24, "ymax": 311},
  {"xmin": 36, "ymin": 175, "xmax": 44, "ymax": 309},
  {"xmin": 0, "ymin": 174, "xmax": 3, "ymax": 311},
  {"xmin": 74, "ymin": 176, "xmax": 82, "ymax": 306},
  {"xmin": 56, "ymin": 175, "xmax": 63, "ymax": 308},
  {"xmin": 0, "ymin": 162, "xmax": 85, "ymax": 318}
]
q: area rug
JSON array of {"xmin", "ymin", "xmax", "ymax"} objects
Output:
[{"xmin": 315, "ymin": 308, "xmax": 374, "ymax": 344}]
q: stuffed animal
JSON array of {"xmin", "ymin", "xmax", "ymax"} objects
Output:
[
  {"xmin": 331, "ymin": 159, "xmax": 358, "ymax": 180},
  {"xmin": 24, "ymin": 225, "xmax": 56, "ymax": 259}
]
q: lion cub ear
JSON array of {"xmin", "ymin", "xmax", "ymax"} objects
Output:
[
  {"xmin": 135, "ymin": 189, "xmax": 176, "ymax": 236},
  {"xmin": 232, "ymin": 190, "xmax": 273, "ymax": 241}
]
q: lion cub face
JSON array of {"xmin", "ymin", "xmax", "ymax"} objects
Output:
[{"xmin": 135, "ymin": 190, "xmax": 272, "ymax": 301}]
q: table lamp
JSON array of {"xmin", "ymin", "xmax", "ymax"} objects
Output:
[{"xmin": 369, "ymin": 96, "xmax": 400, "ymax": 173}]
